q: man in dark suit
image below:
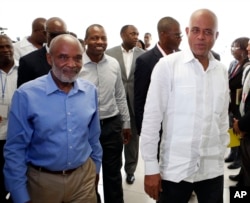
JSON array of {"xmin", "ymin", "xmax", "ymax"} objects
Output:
[
  {"xmin": 134, "ymin": 16, "xmax": 182, "ymax": 134},
  {"xmin": 106, "ymin": 25, "xmax": 145, "ymax": 185},
  {"xmin": 17, "ymin": 17, "xmax": 68, "ymax": 87}
]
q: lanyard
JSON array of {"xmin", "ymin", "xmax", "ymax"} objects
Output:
[{"xmin": 0, "ymin": 72, "xmax": 7, "ymax": 99}]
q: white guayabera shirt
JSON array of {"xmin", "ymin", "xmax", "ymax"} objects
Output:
[{"xmin": 140, "ymin": 49, "xmax": 229, "ymax": 183}]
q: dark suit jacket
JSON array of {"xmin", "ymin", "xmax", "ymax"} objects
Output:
[
  {"xmin": 134, "ymin": 45, "xmax": 163, "ymax": 133},
  {"xmin": 228, "ymin": 60, "xmax": 248, "ymax": 119},
  {"xmin": 17, "ymin": 46, "xmax": 51, "ymax": 87}
]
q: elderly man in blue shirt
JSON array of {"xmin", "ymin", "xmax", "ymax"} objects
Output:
[{"xmin": 4, "ymin": 34, "xmax": 102, "ymax": 203}]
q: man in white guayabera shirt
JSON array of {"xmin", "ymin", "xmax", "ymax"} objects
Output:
[{"xmin": 140, "ymin": 8, "xmax": 229, "ymax": 203}]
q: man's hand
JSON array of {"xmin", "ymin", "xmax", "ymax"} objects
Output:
[
  {"xmin": 122, "ymin": 128, "xmax": 131, "ymax": 144},
  {"xmin": 233, "ymin": 118, "xmax": 240, "ymax": 134},
  {"xmin": 144, "ymin": 174, "xmax": 162, "ymax": 201},
  {"xmin": 233, "ymin": 118, "xmax": 245, "ymax": 137}
]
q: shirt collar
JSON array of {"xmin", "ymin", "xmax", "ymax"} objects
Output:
[
  {"xmin": 45, "ymin": 71, "xmax": 84, "ymax": 95},
  {"xmin": 10, "ymin": 64, "xmax": 18, "ymax": 74},
  {"xmin": 82, "ymin": 51, "xmax": 107, "ymax": 65},
  {"xmin": 183, "ymin": 48, "xmax": 215, "ymax": 62},
  {"xmin": 156, "ymin": 43, "xmax": 167, "ymax": 56},
  {"xmin": 183, "ymin": 48, "xmax": 218, "ymax": 71},
  {"xmin": 182, "ymin": 48, "xmax": 197, "ymax": 64},
  {"xmin": 0, "ymin": 63, "xmax": 18, "ymax": 75},
  {"xmin": 121, "ymin": 45, "xmax": 134, "ymax": 53}
]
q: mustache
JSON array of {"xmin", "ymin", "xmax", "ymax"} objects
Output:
[{"xmin": 62, "ymin": 66, "xmax": 80, "ymax": 74}]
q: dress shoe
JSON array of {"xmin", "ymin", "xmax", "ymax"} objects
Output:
[
  {"xmin": 229, "ymin": 174, "xmax": 240, "ymax": 182},
  {"xmin": 227, "ymin": 162, "xmax": 241, "ymax": 169},
  {"xmin": 225, "ymin": 148, "xmax": 238, "ymax": 163},
  {"xmin": 126, "ymin": 174, "xmax": 135, "ymax": 184},
  {"xmin": 224, "ymin": 156, "xmax": 234, "ymax": 163}
]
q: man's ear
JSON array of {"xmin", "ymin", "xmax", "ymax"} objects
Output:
[
  {"xmin": 46, "ymin": 53, "xmax": 52, "ymax": 66},
  {"xmin": 215, "ymin": 31, "xmax": 219, "ymax": 40}
]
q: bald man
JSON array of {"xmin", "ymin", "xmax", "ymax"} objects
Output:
[
  {"xmin": 17, "ymin": 17, "xmax": 68, "ymax": 87},
  {"xmin": 4, "ymin": 34, "xmax": 102, "ymax": 203},
  {"xmin": 140, "ymin": 9, "xmax": 229, "ymax": 203},
  {"xmin": 14, "ymin": 17, "xmax": 47, "ymax": 63}
]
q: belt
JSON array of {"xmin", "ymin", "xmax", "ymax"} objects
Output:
[
  {"xmin": 30, "ymin": 164, "xmax": 79, "ymax": 175},
  {"xmin": 100, "ymin": 115, "xmax": 119, "ymax": 125}
]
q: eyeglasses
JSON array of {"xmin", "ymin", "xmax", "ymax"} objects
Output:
[
  {"xmin": 231, "ymin": 47, "xmax": 241, "ymax": 51},
  {"xmin": 167, "ymin": 32, "xmax": 183, "ymax": 39}
]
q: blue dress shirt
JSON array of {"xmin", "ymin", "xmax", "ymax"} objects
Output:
[{"xmin": 4, "ymin": 72, "xmax": 102, "ymax": 203}]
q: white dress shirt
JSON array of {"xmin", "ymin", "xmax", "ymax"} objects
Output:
[
  {"xmin": 121, "ymin": 46, "xmax": 133, "ymax": 78},
  {"xmin": 140, "ymin": 49, "xmax": 229, "ymax": 183},
  {"xmin": 79, "ymin": 52, "xmax": 130, "ymax": 128},
  {"xmin": 13, "ymin": 37, "xmax": 38, "ymax": 64}
]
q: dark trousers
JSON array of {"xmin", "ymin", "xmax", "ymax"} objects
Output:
[
  {"xmin": 0, "ymin": 140, "xmax": 12, "ymax": 203},
  {"xmin": 159, "ymin": 175, "xmax": 224, "ymax": 203},
  {"xmin": 239, "ymin": 137, "xmax": 250, "ymax": 186},
  {"xmin": 124, "ymin": 102, "xmax": 139, "ymax": 175},
  {"xmin": 100, "ymin": 115, "xmax": 124, "ymax": 203}
]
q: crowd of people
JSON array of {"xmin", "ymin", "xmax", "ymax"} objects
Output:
[{"xmin": 1, "ymin": 7, "xmax": 250, "ymax": 203}]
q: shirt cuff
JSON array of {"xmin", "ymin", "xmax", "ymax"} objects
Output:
[
  {"xmin": 11, "ymin": 186, "xmax": 30, "ymax": 203},
  {"xmin": 144, "ymin": 160, "xmax": 160, "ymax": 175},
  {"xmin": 123, "ymin": 121, "xmax": 131, "ymax": 129},
  {"xmin": 95, "ymin": 162, "xmax": 101, "ymax": 174}
]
